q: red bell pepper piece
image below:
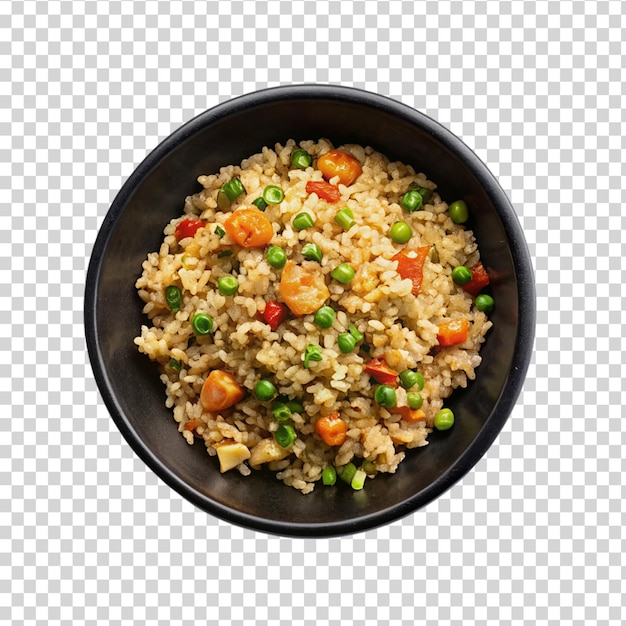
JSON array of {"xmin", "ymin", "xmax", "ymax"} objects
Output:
[
  {"xmin": 392, "ymin": 246, "xmax": 430, "ymax": 296},
  {"xmin": 364, "ymin": 358, "xmax": 399, "ymax": 387},
  {"xmin": 462, "ymin": 261, "xmax": 490, "ymax": 297},
  {"xmin": 262, "ymin": 301, "xmax": 289, "ymax": 331},
  {"xmin": 175, "ymin": 218, "xmax": 205, "ymax": 240},
  {"xmin": 305, "ymin": 180, "xmax": 341, "ymax": 203}
]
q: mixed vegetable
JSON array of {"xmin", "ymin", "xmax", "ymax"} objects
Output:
[{"xmin": 157, "ymin": 144, "xmax": 494, "ymax": 488}]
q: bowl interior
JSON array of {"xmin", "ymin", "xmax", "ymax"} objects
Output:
[{"xmin": 86, "ymin": 86, "xmax": 534, "ymax": 536}]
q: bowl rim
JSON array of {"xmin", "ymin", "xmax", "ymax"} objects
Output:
[{"xmin": 85, "ymin": 83, "xmax": 536, "ymax": 537}]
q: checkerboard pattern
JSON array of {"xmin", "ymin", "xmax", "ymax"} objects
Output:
[{"xmin": 2, "ymin": 0, "xmax": 624, "ymax": 624}]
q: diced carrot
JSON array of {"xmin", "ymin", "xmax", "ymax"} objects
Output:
[
  {"xmin": 184, "ymin": 419, "xmax": 201, "ymax": 431},
  {"xmin": 364, "ymin": 358, "xmax": 399, "ymax": 387},
  {"xmin": 392, "ymin": 406, "xmax": 427, "ymax": 423},
  {"xmin": 315, "ymin": 412, "xmax": 348, "ymax": 446},
  {"xmin": 223, "ymin": 208, "xmax": 274, "ymax": 248},
  {"xmin": 462, "ymin": 261, "xmax": 490, "ymax": 296},
  {"xmin": 200, "ymin": 370, "xmax": 245, "ymax": 412},
  {"xmin": 392, "ymin": 246, "xmax": 430, "ymax": 296},
  {"xmin": 316, "ymin": 149, "xmax": 363, "ymax": 186},
  {"xmin": 262, "ymin": 300, "xmax": 289, "ymax": 331},
  {"xmin": 305, "ymin": 180, "xmax": 341, "ymax": 203},
  {"xmin": 437, "ymin": 318, "xmax": 470, "ymax": 347},
  {"xmin": 279, "ymin": 260, "xmax": 330, "ymax": 316}
]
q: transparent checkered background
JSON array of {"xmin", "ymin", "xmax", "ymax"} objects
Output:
[{"xmin": 2, "ymin": 0, "xmax": 624, "ymax": 624}]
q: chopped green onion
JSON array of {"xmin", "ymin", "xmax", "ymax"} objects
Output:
[
  {"xmin": 217, "ymin": 249, "xmax": 232, "ymax": 258},
  {"xmin": 252, "ymin": 197, "xmax": 268, "ymax": 211},
  {"xmin": 221, "ymin": 177, "xmax": 246, "ymax": 202},
  {"xmin": 337, "ymin": 332, "xmax": 357, "ymax": 353},
  {"xmin": 191, "ymin": 312, "xmax": 213, "ymax": 335},
  {"xmin": 285, "ymin": 399, "xmax": 304, "ymax": 414},
  {"xmin": 291, "ymin": 148, "xmax": 312, "ymax": 169},
  {"xmin": 331, "ymin": 263, "xmax": 355, "ymax": 284},
  {"xmin": 262, "ymin": 185, "xmax": 284, "ymax": 205},
  {"xmin": 217, "ymin": 275, "xmax": 239, "ymax": 296},
  {"xmin": 301, "ymin": 242, "xmax": 323, "ymax": 262},
  {"xmin": 254, "ymin": 379, "xmax": 277, "ymax": 401},
  {"xmin": 335, "ymin": 207, "xmax": 355, "ymax": 230},
  {"xmin": 168, "ymin": 358, "xmax": 182, "ymax": 373},
  {"xmin": 303, "ymin": 344, "xmax": 323, "ymax": 368},
  {"xmin": 275, "ymin": 423, "xmax": 297, "ymax": 448},
  {"xmin": 374, "ymin": 384, "xmax": 397, "ymax": 408},
  {"xmin": 217, "ymin": 190, "xmax": 230, "ymax": 210},
  {"xmin": 266, "ymin": 245, "xmax": 287, "ymax": 269},
  {"xmin": 401, "ymin": 189, "xmax": 423, "ymax": 212},
  {"xmin": 322, "ymin": 465, "xmax": 337, "ymax": 486},
  {"xmin": 293, "ymin": 212, "xmax": 314, "ymax": 231},
  {"xmin": 351, "ymin": 468, "xmax": 367, "ymax": 490},
  {"xmin": 338, "ymin": 462, "xmax": 357, "ymax": 484},
  {"xmin": 165, "ymin": 285, "xmax": 182, "ymax": 312},
  {"xmin": 271, "ymin": 402, "xmax": 292, "ymax": 422},
  {"xmin": 361, "ymin": 460, "xmax": 376, "ymax": 475},
  {"xmin": 214, "ymin": 224, "xmax": 226, "ymax": 237}
]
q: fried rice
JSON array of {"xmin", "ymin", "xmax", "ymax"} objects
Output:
[{"xmin": 134, "ymin": 138, "xmax": 493, "ymax": 494}]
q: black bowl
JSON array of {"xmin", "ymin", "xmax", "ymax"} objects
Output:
[{"xmin": 85, "ymin": 85, "xmax": 535, "ymax": 537}]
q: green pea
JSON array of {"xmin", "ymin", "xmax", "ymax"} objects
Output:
[
  {"xmin": 275, "ymin": 423, "xmax": 297, "ymax": 448},
  {"xmin": 313, "ymin": 305, "xmax": 336, "ymax": 329},
  {"xmin": 389, "ymin": 221, "xmax": 412, "ymax": 244},
  {"xmin": 217, "ymin": 275, "xmax": 239, "ymax": 296},
  {"xmin": 165, "ymin": 285, "xmax": 182, "ymax": 312},
  {"xmin": 399, "ymin": 369, "xmax": 423, "ymax": 390},
  {"xmin": 254, "ymin": 379, "xmax": 277, "ymax": 401},
  {"xmin": 348, "ymin": 324, "xmax": 364, "ymax": 342},
  {"xmin": 451, "ymin": 265, "xmax": 473, "ymax": 286},
  {"xmin": 191, "ymin": 312, "xmax": 213, "ymax": 335},
  {"xmin": 434, "ymin": 408, "xmax": 455, "ymax": 430},
  {"xmin": 406, "ymin": 392, "xmax": 423, "ymax": 410},
  {"xmin": 475, "ymin": 294, "xmax": 495, "ymax": 313},
  {"xmin": 374, "ymin": 384, "xmax": 397, "ymax": 408},
  {"xmin": 401, "ymin": 189, "xmax": 423, "ymax": 212},
  {"xmin": 322, "ymin": 465, "xmax": 337, "ymax": 486},
  {"xmin": 301, "ymin": 242, "xmax": 323, "ymax": 262},
  {"xmin": 330, "ymin": 263, "xmax": 355, "ymax": 284},
  {"xmin": 293, "ymin": 212, "xmax": 314, "ymax": 231},
  {"xmin": 266, "ymin": 245, "xmax": 287, "ymax": 269},
  {"xmin": 449, "ymin": 200, "xmax": 469, "ymax": 224},
  {"xmin": 291, "ymin": 148, "xmax": 312, "ymax": 169},
  {"xmin": 337, "ymin": 332, "xmax": 357, "ymax": 353},
  {"xmin": 338, "ymin": 462, "xmax": 357, "ymax": 484}
]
